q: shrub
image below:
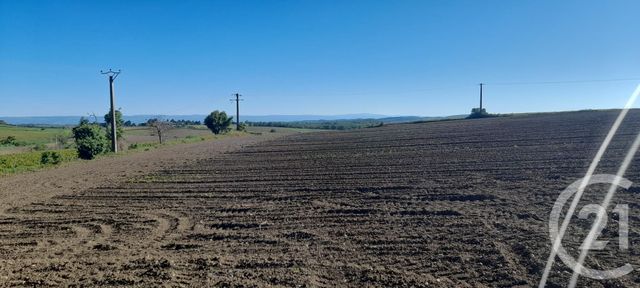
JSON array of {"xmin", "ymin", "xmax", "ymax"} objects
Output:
[
  {"xmin": 1, "ymin": 136, "xmax": 17, "ymax": 145},
  {"xmin": 33, "ymin": 143, "xmax": 47, "ymax": 151},
  {"xmin": 54, "ymin": 134, "xmax": 68, "ymax": 149},
  {"xmin": 467, "ymin": 108, "xmax": 492, "ymax": 119},
  {"xmin": 41, "ymin": 151, "xmax": 62, "ymax": 165},
  {"xmin": 204, "ymin": 111, "xmax": 233, "ymax": 134},
  {"xmin": 72, "ymin": 122, "xmax": 108, "ymax": 160}
]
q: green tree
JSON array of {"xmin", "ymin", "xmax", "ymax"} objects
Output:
[
  {"xmin": 72, "ymin": 119, "xmax": 108, "ymax": 159},
  {"xmin": 467, "ymin": 108, "xmax": 491, "ymax": 119},
  {"xmin": 79, "ymin": 117, "xmax": 90, "ymax": 126},
  {"xmin": 104, "ymin": 110, "xmax": 125, "ymax": 142},
  {"xmin": 237, "ymin": 122, "xmax": 247, "ymax": 132},
  {"xmin": 41, "ymin": 151, "xmax": 62, "ymax": 165},
  {"xmin": 204, "ymin": 111, "xmax": 233, "ymax": 134}
]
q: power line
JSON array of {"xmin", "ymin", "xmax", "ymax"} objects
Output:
[
  {"xmin": 486, "ymin": 77, "xmax": 640, "ymax": 86},
  {"xmin": 310, "ymin": 85, "xmax": 475, "ymax": 97},
  {"xmin": 245, "ymin": 77, "xmax": 640, "ymax": 101},
  {"xmin": 88, "ymin": 76, "xmax": 639, "ymax": 122}
]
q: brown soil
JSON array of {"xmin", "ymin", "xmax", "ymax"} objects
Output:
[
  {"xmin": 0, "ymin": 132, "xmax": 288, "ymax": 214},
  {"xmin": 1, "ymin": 110, "xmax": 640, "ymax": 287}
]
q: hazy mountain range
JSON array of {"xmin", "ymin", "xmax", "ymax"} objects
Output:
[{"xmin": 0, "ymin": 113, "xmax": 465, "ymax": 126}]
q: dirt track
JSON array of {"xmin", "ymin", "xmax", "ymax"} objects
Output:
[{"xmin": 2, "ymin": 110, "xmax": 640, "ymax": 287}]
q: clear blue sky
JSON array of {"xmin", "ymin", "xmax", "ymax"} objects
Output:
[{"xmin": 1, "ymin": 0, "xmax": 639, "ymax": 117}]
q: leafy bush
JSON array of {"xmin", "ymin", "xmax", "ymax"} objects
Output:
[
  {"xmin": 41, "ymin": 151, "xmax": 62, "ymax": 165},
  {"xmin": 1, "ymin": 136, "xmax": 17, "ymax": 145},
  {"xmin": 104, "ymin": 109, "xmax": 125, "ymax": 144},
  {"xmin": 33, "ymin": 143, "xmax": 47, "ymax": 151},
  {"xmin": 467, "ymin": 108, "xmax": 491, "ymax": 119},
  {"xmin": 204, "ymin": 111, "xmax": 233, "ymax": 134},
  {"xmin": 72, "ymin": 122, "xmax": 108, "ymax": 159}
]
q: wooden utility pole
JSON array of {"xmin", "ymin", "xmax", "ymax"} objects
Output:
[
  {"xmin": 101, "ymin": 69, "xmax": 121, "ymax": 153},
  {"xmin": 479, "ymin": 83, "xmax": 484, "ymax": 110},
  {"xmin": 230, "ymin": 93, "xmax": 243, "ymax": 131}
]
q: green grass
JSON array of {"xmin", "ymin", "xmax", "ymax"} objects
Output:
[
  {"xmin": 125, "ymin": 125, "xmax": 208, "ymax": 135},
  {"xmin": 0, "ymin": 130, "xmax": 223, "ymax": 176},
  {"xmin": 123, "ymin": 126, "xmax": 153, "ymax": 136},
  {"xmin": 0, "ymin": 149, "xmax": 78, "ymax": 175},
  {"xmin": 0, "ymin": 124, "xmax": 315, "ymax": 176},
  {"xmin": 0, "ymin": 124, "xmax": 71, "ymax": 146},
  {"xmin": 126, "ymin": 130, "xmax": 247, "ymax": 151}
]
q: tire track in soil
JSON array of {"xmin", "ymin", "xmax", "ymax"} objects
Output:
[
  {"xmin": 46, "ymin": 225, "xmax": 92, "ymax": 256},
  {"xmin": 139, "ymin": 210, "xmax": 192, "ymax": 245},
  {"xmin": 1, "ymin": 111, "xmax": 640, "ymax": 286},
  {"xmin": 27, "ymin": 220, "xmax": 115, "ymax": 261}
]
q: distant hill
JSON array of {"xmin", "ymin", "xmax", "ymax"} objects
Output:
[
  {"xmin": 0, "ymin": 114, "xmax": 450, "ymax": 126},
  {"xmin": 245, "ymin": 115, "xmax": 468, "ymax": 130}
]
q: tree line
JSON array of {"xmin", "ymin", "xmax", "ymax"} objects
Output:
[
  {"xmin": 246, "ymin": 119, "xmax": 384, "ymax": 130},
  {"xmin": 123, "ymin": 119, "xmax": 202, "ymax": 127},
  {"xmin": 72, "ymin": 110, "xmax": 234, "ymax": 159}
]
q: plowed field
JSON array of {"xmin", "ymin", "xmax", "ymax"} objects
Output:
[{"xmin": 2, "ymin": 110, "xmax": 640, "ymax": 287}]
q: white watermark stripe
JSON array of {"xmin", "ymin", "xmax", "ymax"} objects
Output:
[
  {"xmin": 568, "ymin": 130, "xmax": 640, "ymax": 287},
  {"xmin": 539, "ymin": 84, "xmax": 640, "ymax": 287},
  {"xmin": 549, "ymin": 174, "xmax": 633, "ymax": 280}
]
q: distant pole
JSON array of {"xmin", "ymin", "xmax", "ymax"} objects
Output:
[
  {"xmin": 101, "ymin": 69, "xmax": 121, "ymax": 153},
  {"xmin": 479, "ymin": 83, "xmax": 484, "ymax": 110},
  {"xmin": 230, "ymin": 93, "xmax": 243, "ymax": 131},
  {"xmin": 236, "ymin": 93, "xmax": 239, "ymax": 130}
]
